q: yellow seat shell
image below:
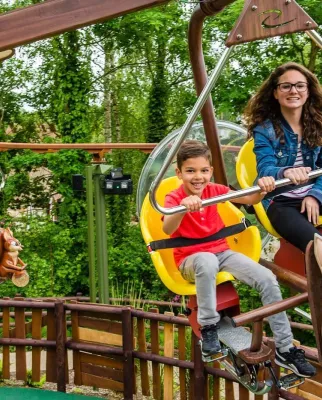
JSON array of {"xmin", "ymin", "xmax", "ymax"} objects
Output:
[
  {"xmin": 236, "ymin": 139, "xmax": 281, "ymax": 238},
  {"xmin": 140, "ymin": 176, "xmax": 262, "ymax": 295},
  {"xmin": 236, "ymin": 139, "xmax": 322, "ymax": 237}
]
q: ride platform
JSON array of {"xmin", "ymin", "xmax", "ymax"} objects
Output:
[{"xmin": 0, "ymin": 388, "xmax": 102, "ymax": 400}]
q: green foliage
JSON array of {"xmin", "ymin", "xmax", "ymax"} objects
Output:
[
  {"xmin": 25, "ymin": 370, "xmax": 46, "ymax": 388},
  {"xmin": 235, "ymin": 281, "xmax": 316, "ymax": 346},
  {"xmin": 108, "ymin": 225, "xmax": 167, "ymax": 300},
  {"xmin": 110, "ymin": 279, "xmax": 143, "ymax": 309},
  {"xmin": 0, "ymin": 214, "xmax": 89, "ymax": 298},
  {"xmin": 0, "ymin": 1, "xmax": 320, "ymax": 337},
  {"xmin": 202, "ymin": 0, "xmax": 322, "ymax": 119},
  {"xmin": 50, "ymin": 33, "xmax": 92, "ymax": 143},
  {"xmin": 0, "ymin": 359, "xmax": 3, "ymax": 382},
  {"xmin": 235, "ymin": 281, "xmax": 262, "ymax": 315},
  {"xmin": 71, "ymin": 388, "xmax": 84, "ymax": 395},
  {"xmin": 0, "ymin": 22, "xmax": 95, "ymax": 299}
]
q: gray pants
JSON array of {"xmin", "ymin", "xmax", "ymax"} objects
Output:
[{"xmin": 179, "ymin": 250, "xmax": 293, "ymax": 348}]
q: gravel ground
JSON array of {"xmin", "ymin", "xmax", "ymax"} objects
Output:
[
  {"xmin": 0, "ymin": 366, "xmax": 270, "ymax": 400},
  {"xmin": 0, "ymin": 372, "xmax": 122, "ymax": 399}
]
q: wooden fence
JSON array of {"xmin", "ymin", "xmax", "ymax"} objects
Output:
[{"xmin": 0, "ymin": 297, "xmax": 321, "ymax": 400}]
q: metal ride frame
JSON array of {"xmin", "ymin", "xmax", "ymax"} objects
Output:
[
  {"xmin": 0, "ymin": 0, "xmax": 321, "ymax": 397},
  {"xmin": 149, "ymin": 2, "xmax": 322, "ymax": 213},
  {"xmin": 145, "ymin": 0, "xmax": 322, "ymax": 395}
]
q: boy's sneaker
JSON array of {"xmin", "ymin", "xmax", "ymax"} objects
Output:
[
  {"xmin": 275, "ymin": 347, "xmax": 316, "ymax": 378},
  {"xmin": 200, "ymin": 324, "xmax": 221, "ymax": 356}
]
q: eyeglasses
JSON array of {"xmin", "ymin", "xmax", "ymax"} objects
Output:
[{"xmin": 276, "ymin": 82, "xmax": 308, "ymax": 93}]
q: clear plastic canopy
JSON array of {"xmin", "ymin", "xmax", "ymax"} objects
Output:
[
  {"xmin": 136, "ymin": 120, "xmax": 247, "ymax": 216},
  {"xmin": 137, "ymin": 120, "xmax": 269, "ymax": 243}
]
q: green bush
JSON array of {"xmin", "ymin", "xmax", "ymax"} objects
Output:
[
  {"xmin": 235, "ymin": 281, "xmax": 316, "ymax": 347},
  {"xmin": 0, "ymin": 215, "xmax": 89, "ymax": 299},
  {"xmin": 108, "ymin": 224, "xmax": 167, "ymax": 300}
]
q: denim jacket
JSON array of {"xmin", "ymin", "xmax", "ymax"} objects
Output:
[{"xmin": 253, "ymin": 118, "xmax": 322, "ymax": 210}]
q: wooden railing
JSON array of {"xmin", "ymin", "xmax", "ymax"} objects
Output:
[{"xmin": 0, "ymin": 297, "xmax": 321, "ymax": 400}]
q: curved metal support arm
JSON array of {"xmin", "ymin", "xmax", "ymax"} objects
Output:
[
  {"xmin": 152, "ymin": 168, "xmax": 322, "ymax": 216},
  {"xmin": 232, "ymin": 292, "xmax": 308, "ymax": 328},
  {"xmin": 259, "ymin": 258, "xmax": 307, "ymax": 293},
  {"xmin": 306, "ymin": 30, "xmax": 322, "ymax": 49},
  {"xmin": 149, "ymin": 46, "xmax": 234, "ymax": 213},
  {"xmin": 188, "ymin": 5, "xmax": 230, "ymax": 185}
]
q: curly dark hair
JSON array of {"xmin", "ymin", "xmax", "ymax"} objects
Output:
[{"xmin": 244, "ymin": 62, "xmax": 322, "ymax": 147}]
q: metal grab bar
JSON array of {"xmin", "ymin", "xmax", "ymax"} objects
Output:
[
  {"xmin": 148, "ymin": 29, "xmax": 322, "ymax": 216},
  {"xmin": 148, "ymin": 46, "xmax": 234, "ymax": 214},
  {"xmin": 152, "ymin": 169, "xmax": 322, "ymax": 216},
  {"xmin": 306, "ymin": 30, "xmax": 322, "ymax": 49}
]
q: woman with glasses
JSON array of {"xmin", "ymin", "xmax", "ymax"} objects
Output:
[{"xmin": 244, "ymin": 62, "xmax": 322, "ymax": 253}]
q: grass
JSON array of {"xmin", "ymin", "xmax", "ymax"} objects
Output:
[{"xmin": 109, "ymin": 279, "xmax": 144, "ymax": 309}]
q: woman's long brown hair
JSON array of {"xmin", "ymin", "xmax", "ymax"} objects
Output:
[{"xmin": 244, "ymin": 62, "xmax": 322, "ymax": 147}]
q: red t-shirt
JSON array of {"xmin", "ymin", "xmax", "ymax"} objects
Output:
[{"xmin": 164, "ymin": 183, "xmax": 230, "ymax": 267}]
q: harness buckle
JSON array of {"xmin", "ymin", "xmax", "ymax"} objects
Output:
[{"xmin": 242, "ymin": 218, "xmax": 251, "ymax": 230}]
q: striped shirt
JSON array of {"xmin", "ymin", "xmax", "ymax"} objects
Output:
[{"xmin": 281, "ymin": 142, "xmax": 313, "ymax": 199}]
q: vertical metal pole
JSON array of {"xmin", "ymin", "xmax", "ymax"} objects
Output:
[
  {"xmin": 94, "ymin": 173, "xmax": 109, "ymax": 304},
  {"xmin": 85, "ymin": 166, "xmax": 96, "ymax": 303}
]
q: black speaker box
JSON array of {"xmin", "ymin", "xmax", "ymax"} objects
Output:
[{"xmin": 72, "ymin": 174, "xmax": 84, "ymax": 191}]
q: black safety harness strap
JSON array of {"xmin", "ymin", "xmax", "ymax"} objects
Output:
[{"xmin": 147, "ymin": 218, "xmax": 251, "ymax": 252}]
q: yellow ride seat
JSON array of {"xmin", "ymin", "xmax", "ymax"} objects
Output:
[
  {"xmin": 236, "ymin": 139, "xmax": 322, "ymax": 238},
  {"xmin": 140, "ymin": 176, "xmax": 262, "ymax": 296},
  {"xmin": 236, "ymin": 139, "xmax": 281, "ymax": 238}
]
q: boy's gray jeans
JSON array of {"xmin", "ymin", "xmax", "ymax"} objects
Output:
[{"xmin": 179, "ymin": 249, "xmax": 293, "ymax": 348}]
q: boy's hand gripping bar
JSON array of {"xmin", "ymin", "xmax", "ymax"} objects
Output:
[{"xmin": 151, "ymin": 169, "xmax": 322, "ymax": 216}]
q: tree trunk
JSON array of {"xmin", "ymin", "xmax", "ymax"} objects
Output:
[
  {"xmin": 103, "ymin": 41, "xmax": 113, "ymax": 143},
  {"xmin": 146, "ymin": 34, "xmax": 168, "ymax": 143},
  {"xmin": 307, "ymin": 41, "xmax": 318, "ymax": 72},
  {"xmin": 112, "ymin": 91, "xmax": 121, "ymax": 143}
]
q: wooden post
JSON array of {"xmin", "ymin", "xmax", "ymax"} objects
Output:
[
  {"xmin": 70, "ymin": 300, "xmax": 81, "ymax": 386},
  {"xmin": 267, "ymin": 339, "xmax": 279, "ymax": 400},
  {"xmin": 178, "ymin": 313, "xmax": 187, "ymax": 400},
  {"xmin": 46, "ymin": 299, "xmax": 57, "ymax": 383},
  {"xmin": 306, "ymin": 240, "xmax": 322, "ymax": 362},
  {"xmin": 164, "ymin": 312, "xmax": 174, "ymax": 399},
  {"xmin": 137, "ymin": 310, "xmax": 150, "ymax": 396},
  {"xmin": 2, "ymin": 297, "xmax": 10, "ymax": 379},
  {"xmin": 14, "ymin": 296, "xmax": 27, "ymax": 381},
  {"xmin": 55, "ymin": 300, "xmax": 67, "ymax": 392},
  {"xmin": 189, "ymin": 332, "xmax": 195, "ymax": 400},
  {"xmin": 193, "ymin": 332, "xmax": 206, "ymax": 399},
  {"xmin": 213, "ymin": 360, "xmax": 221, "ymax": 400},
  {"xmin": 122, "ymin": 308, "xmax": 134, "ymax": 399},
  {"xmin": 31, "ymin": 300, "xmax": 42, "ymax": 382},
  {"xmin": 239, "ymin": 384, "xmax": 250, "ymax": 400},
  {"xmin": 150, "ymin": 308, "xmax": 161, "ymax": 400}
]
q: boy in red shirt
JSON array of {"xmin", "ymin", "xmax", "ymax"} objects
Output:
[{"xmin": 163, "ymin": 140, "xmax": 315, "ymax": 377}]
